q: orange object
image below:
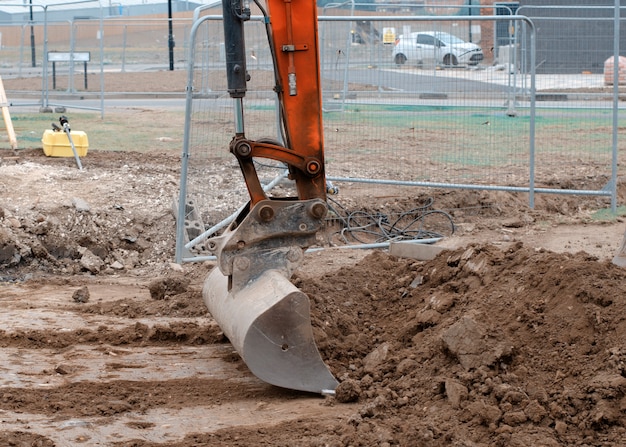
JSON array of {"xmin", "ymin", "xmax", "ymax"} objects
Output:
[
  {"xmin": 234, "ymin": 0, "xmax": 326, "ymax": 205},
  {"xmin": 603, "ymin": 56, "xmax": 626, "ymax": 85},
  {"xmin": 203, "ymin": 0, "xmax": 338, "ymax": 394},
  {"xmin": 0, "ymin": 76, "xmax": 17, "ymax": 150}
]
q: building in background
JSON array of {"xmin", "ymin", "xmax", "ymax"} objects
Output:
[
  {"xmin": 487, "ymin": 0, "xmax": 626, "ymax": 74},
  {"xmin": 0, "ymin": 0, "xmax": 219, "ymax": 23},
  {"xmin": 1, "ymin": 0, "xmax": 624, "ymax": 74}
]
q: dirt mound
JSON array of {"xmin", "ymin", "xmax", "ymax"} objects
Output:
[
  {"xmin": 2, "ymin": 148, "xmax": 626, "ymax": 446},
  {"xmin": 304, "ymin": 245, "xmax": 626, "ymax": 446},
  {"xmin": 105, "ymin": 244, "xmax": 626, "ymax": 447},
  {"xmin": 0, "ymin": 149, "xmax": 179, "ymax": 280}
]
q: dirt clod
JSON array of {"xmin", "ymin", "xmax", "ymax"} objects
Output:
[
  {"xmin": 72, "ymin": 286, "xmax": 90, "ymax": 303},
  {"xmin": 148, "ymin": 276, "xmax": 191, "ymax": 300},
  {"xmin": 335, "ymin": 379, "xmax": 361, "ymax": 403}
]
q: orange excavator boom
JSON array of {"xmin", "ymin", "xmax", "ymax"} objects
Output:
[{"xmin": 202, "ymin": 0, "xmax": 338, "ymax": 394}]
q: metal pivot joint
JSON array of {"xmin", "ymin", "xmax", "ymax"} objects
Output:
[
  {"xmin": 228, "ymin": 136, "xmax": 325, "ymax": 209},
  {"xmin": 208, "ymin": 198, "xmax": 327, "ymax": 292}
]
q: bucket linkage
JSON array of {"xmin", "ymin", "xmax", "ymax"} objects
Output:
[{"xmin": 203, "ymin": 198, "xmax": 338, "ymax": 394}]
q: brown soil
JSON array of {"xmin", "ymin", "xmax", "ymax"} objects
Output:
[
  {"xmin": 3, "ymin": 70, "xmax": 194, "ymax": 94},
  {"xmin": 1, "ymin": 72, "xmax": 626, "ymax": 446}
]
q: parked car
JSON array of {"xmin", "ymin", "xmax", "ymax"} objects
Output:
[{"xmin": 392, "ymin": 31, "xmax": 484, "ymax": 67}]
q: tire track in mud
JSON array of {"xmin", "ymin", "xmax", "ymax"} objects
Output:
[{"xmin": 0, "ymin": 278, "xmax": 343, "ymax": 446}]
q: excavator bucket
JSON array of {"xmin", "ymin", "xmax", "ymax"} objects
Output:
[
  {"xmin": 202, "ymin": 199, "xmax": 338, "ymax": 393},
  {"xmin": 203, "ymin": 267, "xmax": 338, "ymax": 394},
  {"xmin": 203, "ymin": 0, "xmax": 337, "ymax": 393}
]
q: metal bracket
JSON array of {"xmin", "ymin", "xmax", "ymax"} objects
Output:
[
  {"xmin": 207, "ymin": 198, "xmax": 327, "ymax": 292},
  {"xmin": 282, "ymin": 44, "xmax": 309, "ymax": 52}
]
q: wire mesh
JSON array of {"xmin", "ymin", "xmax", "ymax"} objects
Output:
[
  {"xmin": 3, "ymin": 5, "xmax": 619, "ymax": 256},
  {"xmin": 176, "ymin": 11, "xmax": 623, "ymax": 258}
]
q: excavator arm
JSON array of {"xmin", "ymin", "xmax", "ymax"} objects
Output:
[{"xmin": 202, "ymin": 0, "xmax": 338, "ymax": 393}]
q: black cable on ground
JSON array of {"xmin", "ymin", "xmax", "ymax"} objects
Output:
[{"xmin": 325, "ymin": 195, "xmax": 455, "ymax": 245}]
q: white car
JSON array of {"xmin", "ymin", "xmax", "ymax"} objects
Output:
[{"xmin": 393, "ymin": 31, "xmax": 484, "ymax": 67}]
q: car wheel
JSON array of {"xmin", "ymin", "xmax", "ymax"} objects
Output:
[
  {"xmin": 443, "ymin": 54, "xmax": 458, "ymax": 66},
  {"xmin": 394, "ymin": 54, "xmax": 407, "ymax": 65}
]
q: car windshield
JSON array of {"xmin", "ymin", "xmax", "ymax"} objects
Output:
[{"xmin": 435, "ymin": 33, "xmax": 465, "ymax": 45}]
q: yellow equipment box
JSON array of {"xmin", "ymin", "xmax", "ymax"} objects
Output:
[{"xmin": 42, "ymin": 129, "xmax": 89, "ymax": 157}]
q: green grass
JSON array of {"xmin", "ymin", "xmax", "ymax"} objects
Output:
[
  {"xmin": 591, "ymin": 206, "xmax": 626, "ymax": 221},
  {"xmin": 4, "ymin": 104, "xmax": 620, "ymax": 164},
  {"xmin": 4, "ymin": 111, "xmax": 186, "ymax": 153},
  {"xmin": 322, "ymin": 104, "xmax": 618, "ymax": 163}
]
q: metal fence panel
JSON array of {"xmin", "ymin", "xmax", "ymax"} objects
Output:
[
  {"xmin": 516, "ymin": 5, "xmax": 622, "ymax": 209},
  {"xmin": 0, "ymin": 6, "xmax": 620, "ymax": 260},
  {"xmin": 175, "ymin": 10, "xmax": 623, "ymax": 260}
]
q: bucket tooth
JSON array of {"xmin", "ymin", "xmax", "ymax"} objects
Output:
[{"xmin": 203, "ymin": 268, "xmax": 338, "ymax": 394}]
